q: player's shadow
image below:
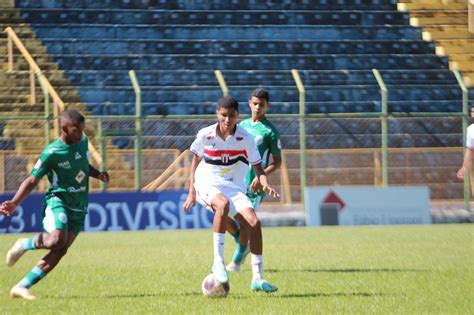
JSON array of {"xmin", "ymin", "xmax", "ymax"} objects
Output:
[
  {"xmin": 46, "ymin": 292, "xmax": 203, "ymax": 300},
  {"xmin": 46, "ymin": 291, "xmax": 385, "ymax": 300},
  {"xmin": 279, "ymin": 292, "xmax": 387, "ymax": 298},
  {"xmin": 266, "ymin": 268, "xmax": 425, "ymax": 273}
]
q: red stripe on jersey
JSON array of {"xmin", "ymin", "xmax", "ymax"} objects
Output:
[{"xmin": 203, "ymin": 149, "xmax": 248, "ymax": 158}]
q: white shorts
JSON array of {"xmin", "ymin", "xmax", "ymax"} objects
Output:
[{"xmin": 195, "ymin": 183, "xmax": 253, "ymax": 217}]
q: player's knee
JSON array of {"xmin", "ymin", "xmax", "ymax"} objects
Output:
[
  {"xmin": 247, "ymin": 217, "xmax": 261, "ymax": 230},
  {"xmin": 214, "ymin": 199, "xmax": 230, "ymax": 216},
  {"xmin": 48, "ymin": 234, "xmax": 68, "ymax": 250}
]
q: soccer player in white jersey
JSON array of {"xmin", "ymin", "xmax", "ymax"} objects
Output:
[
  {"xmin": 457, "ymin": 104, "xmax": 474, "ymax": 179},
  {"xmin": 183, "ymin": 96, "xmax": 279, "ymax": 293}
]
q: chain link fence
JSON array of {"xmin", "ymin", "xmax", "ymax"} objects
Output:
[{"xmin": 0, "ymin": 115, "xmax": 468, "ymax": 203}]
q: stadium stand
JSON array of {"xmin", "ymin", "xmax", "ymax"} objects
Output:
[
  {"xmin": 11, "ymin": 1, "xmax": 472, "ymax": 117},
  {"xmin": 0, "ymin": 0, "xmax": 472, "ymax": 198}
]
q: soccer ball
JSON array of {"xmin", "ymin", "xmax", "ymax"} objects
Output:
[{"xmin": 201, "ymin": 274, "xmax": 230, "ymax": 298}]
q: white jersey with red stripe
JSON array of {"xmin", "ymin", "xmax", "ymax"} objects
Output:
[
  {"xmin": 466, "ymin": 124, "xmax": 474, "ymax": 149},
  {"xmin": 190, "ymin": 123, "xmax": 262, "ymax": 192}
]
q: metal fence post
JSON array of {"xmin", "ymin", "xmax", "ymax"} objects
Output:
[
  {"xmin": 214, "ymin": 70, "xmax": 229, "ymax": 97},
  {"xmin": 97, "ymin": 118, "xmax": 107, "ymax": 191},
  {"xmin": 291, "ymin": 69, "xmax": 307, "ymax": 204},
  {"xmin": 36, "ymin": 72, "xmax": 51, "ymax": 145},
  {"xmin": 454, "ymin": 70, "xmax": 470, "ymax": 212},
  {"xmin": 373, "ymin": 69, "xmax": 388, "ymax": 187},
  {"xmin": 129, "ymin": 70, "xmax": 142, "ymax": 190}
]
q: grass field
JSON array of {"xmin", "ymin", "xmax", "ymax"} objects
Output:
[{"xmin": 0, "ymin": 225, "xmax": 473, "ymax": 314}]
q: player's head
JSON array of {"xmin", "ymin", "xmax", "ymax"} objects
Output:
[
  {"xmin": 471, "ymin": 103, "xmax": 474, "ymax": 118},
  {"xmin": 60, "ymin": 109, "xmax": 85, "ymax": 144},
  {"xmin": 216, "ymin": 96, "xmax": 239, "ymax": 133},
  {"xmin": 248, "ymin": 87, "xmax": 270, "ymax": 120},
  {"xmin": 216, "ymin": 95, "xmax": 239, "ymax": 112}
]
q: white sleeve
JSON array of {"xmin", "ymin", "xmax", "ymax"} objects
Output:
[
  {"xmin": 467, "ymin": 125, "xmax": 474, "ymax": 149},
  {"xmin": 190, "ymin": 131, "xmax": 204, "ymax": 157},
  {"xmin": 246, "ymin": 135, "xmax": 261, "ymax": 165}
]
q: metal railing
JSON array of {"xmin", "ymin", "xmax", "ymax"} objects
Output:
[
  {"xmin": 5, "ymin": 26, "xmax": 64, "ymax": 135},
  {"xmin": 4, "ymin": 26, "xmax": 102, "ymax": 166}
]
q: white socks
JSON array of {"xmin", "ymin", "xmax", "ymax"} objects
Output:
[
  {"xmin": 251, "ymin": 254, "xmax": 263, "ymax": 281},
  {"xmin": 213, "ymin": 232, "xmax": 225, "ymax": 265}
]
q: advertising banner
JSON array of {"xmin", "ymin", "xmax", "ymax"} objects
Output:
[
  {"xmin": 0, "ymin": 190, "xmax": 213, "ymax": 233},
  {"xmin": 305, "ymin": 186, "xmax": 431, "ymax": 226}
]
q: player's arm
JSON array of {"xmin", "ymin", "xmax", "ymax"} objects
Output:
[
  {"xmin": 250, "ymin": 131, "xmax": 282, "ymax": 192},
  {"xmin": 265, "ymin": 130, "xmax": 283, "ymax": 175},
  {"xmin": 0, "ymin": 176, "xmax": 40, "ymax": 216},
  {"xmin": 457, "ymin": 147, "xmax": 473, "ymax": 180},
  {"xmin": 252, "ymin": 163, "xmax": 280, "ymax": 198},
  {"xmin": 264, "ymin": 155, "xmax": 282, "ymax": 175},
  {"xmin": 249, "ymin": 155, "xmax": 282, "ymax": 193},
  {"xmin": 183, "ymin": 154, "xmax": 202, "ymax": 212},
  {"xmin": 89, "ymin": 164, "xmax": 110, "ymax": 183}
]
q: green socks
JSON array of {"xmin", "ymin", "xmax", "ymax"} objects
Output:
[
  {"xmin": 21, "ymin": 237, "xmax": 37, "ymax": 251},
  {"xmin": 18, "ymin": 266, "xmax": 47, "ymax": 288}
]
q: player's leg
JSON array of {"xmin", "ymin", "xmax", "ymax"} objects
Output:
[
  {"xmin": 226, "ymin": 224, "xmax": 250, "ymax": 272},
  {"xmin": 235, "ymin": 207, "xmax": 278, "ymax": 293},
  {"xmin": 9, "ymin": 205, "xmax": 84, "ymax": 300},
  {"xmin": 6, "ymin": 199, "xmax": 71, "ymax": 266},
  {"xmin": 10, "ymin": 229, "xmax": 75, "ymax": 300},
  {"xmin": 209, "ymin": 192, "xmax": 230, "ymax": 283},
  {"xmin": 5, "ymin": 229, "xmax": 70, "ymax": 267},
  {"xmin": 225, "ymin": 216, "xmax": 240, "ymax": 244},
  {"xmin": 226, "ymin": 194, "xmax": 262, "ymax": 272}
]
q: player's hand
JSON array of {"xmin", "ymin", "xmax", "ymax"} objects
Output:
[
  {"xmin": 457, "ymin": 167, "xmax": 467, "ymax": 180},
  {"xmin": 98, "ymin": 171, "xmax": 110, "ymax": 183},
  {"xmin": 263, "ymin": 185, "xmax": 280, "ymax": 198},
  {"xmin": 249, "ymin": 177, "xmax": 262, "ymax": 193},
  {"xmin": 0, "ymin": 200, "xmax": 17, "ymax": 217},
  {"xmin": 183, "ymin": 192, "xmax": 196, "ymax": 213}
]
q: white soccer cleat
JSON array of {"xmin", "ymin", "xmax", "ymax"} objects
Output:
[
  {"xmin": 6, "ymin": 238, "xmax": 27, "ymax": 267},
  {"xmin": 10, "ymin": 285, "xmax": 36, "ymax": 300},
  {"xmin": 226, "ymin": 261, "xmax": 241, "ymax": 272}
]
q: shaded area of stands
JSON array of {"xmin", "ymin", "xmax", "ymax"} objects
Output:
[{"xmin": 13, "ymin": 0, "xmax": 470, "ymax": 150}]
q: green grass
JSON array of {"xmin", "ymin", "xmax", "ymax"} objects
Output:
[{"xmin": 0, "ymin": 225, "xmax": 473, "ymax": 314}]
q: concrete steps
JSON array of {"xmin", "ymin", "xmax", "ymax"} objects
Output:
[
  {"xmin": 423, "ymin": 26, "xmax": 474, "ymax": 40},
  {"xmin": 0, "ymin": 23, "xmax": 38, "ymax": 38},
  {"xmin": 435, "ymin": 39, "xmax": 474, "ymax": 54},
  {"xmin": 410, "ymin": 11, "xmax": 467, "ymax": 25},
  {"xmin": 399, "ymin": 1, "xmax": 467, "ymax": 11},
  {"xmin": 449, "ymin": 54, "xmax": 474, "ymax": 69},
  {"xmin": 0, "ymin": 77, "xmax": 71, "ymax": 87},
  {"xmin": 400, "ymin": 1, "xmax": 473, "ymax": 87},
  {"xmin": 0, "ymin": 45, "xmax": 47, "ymax": 54}
]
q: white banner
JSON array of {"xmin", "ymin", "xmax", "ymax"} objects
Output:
[{"xmin": 305, "ymin": 186, "xmax": 431, "ymax": 226}]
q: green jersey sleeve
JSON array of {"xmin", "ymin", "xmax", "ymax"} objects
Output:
[
  {"xmin": 31, "ymin": 148, "xmax": 54, "ymax": 179},
  {"xmin": 269, "ymin": 126, "xmax": 282, "ymax": 157}
]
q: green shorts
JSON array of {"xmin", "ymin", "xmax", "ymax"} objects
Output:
[{"xmin": 42, "ymin": 197, "xmax": 87, "ymax": 235}]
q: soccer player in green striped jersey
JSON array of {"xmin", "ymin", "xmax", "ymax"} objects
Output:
[
  {"xmin": 226, "ymin": 88, "xmax": 282, "ymax": 272},
  {"xmin": 0, "ymin": 109, "xmax": 109, "ymax": 300}
]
